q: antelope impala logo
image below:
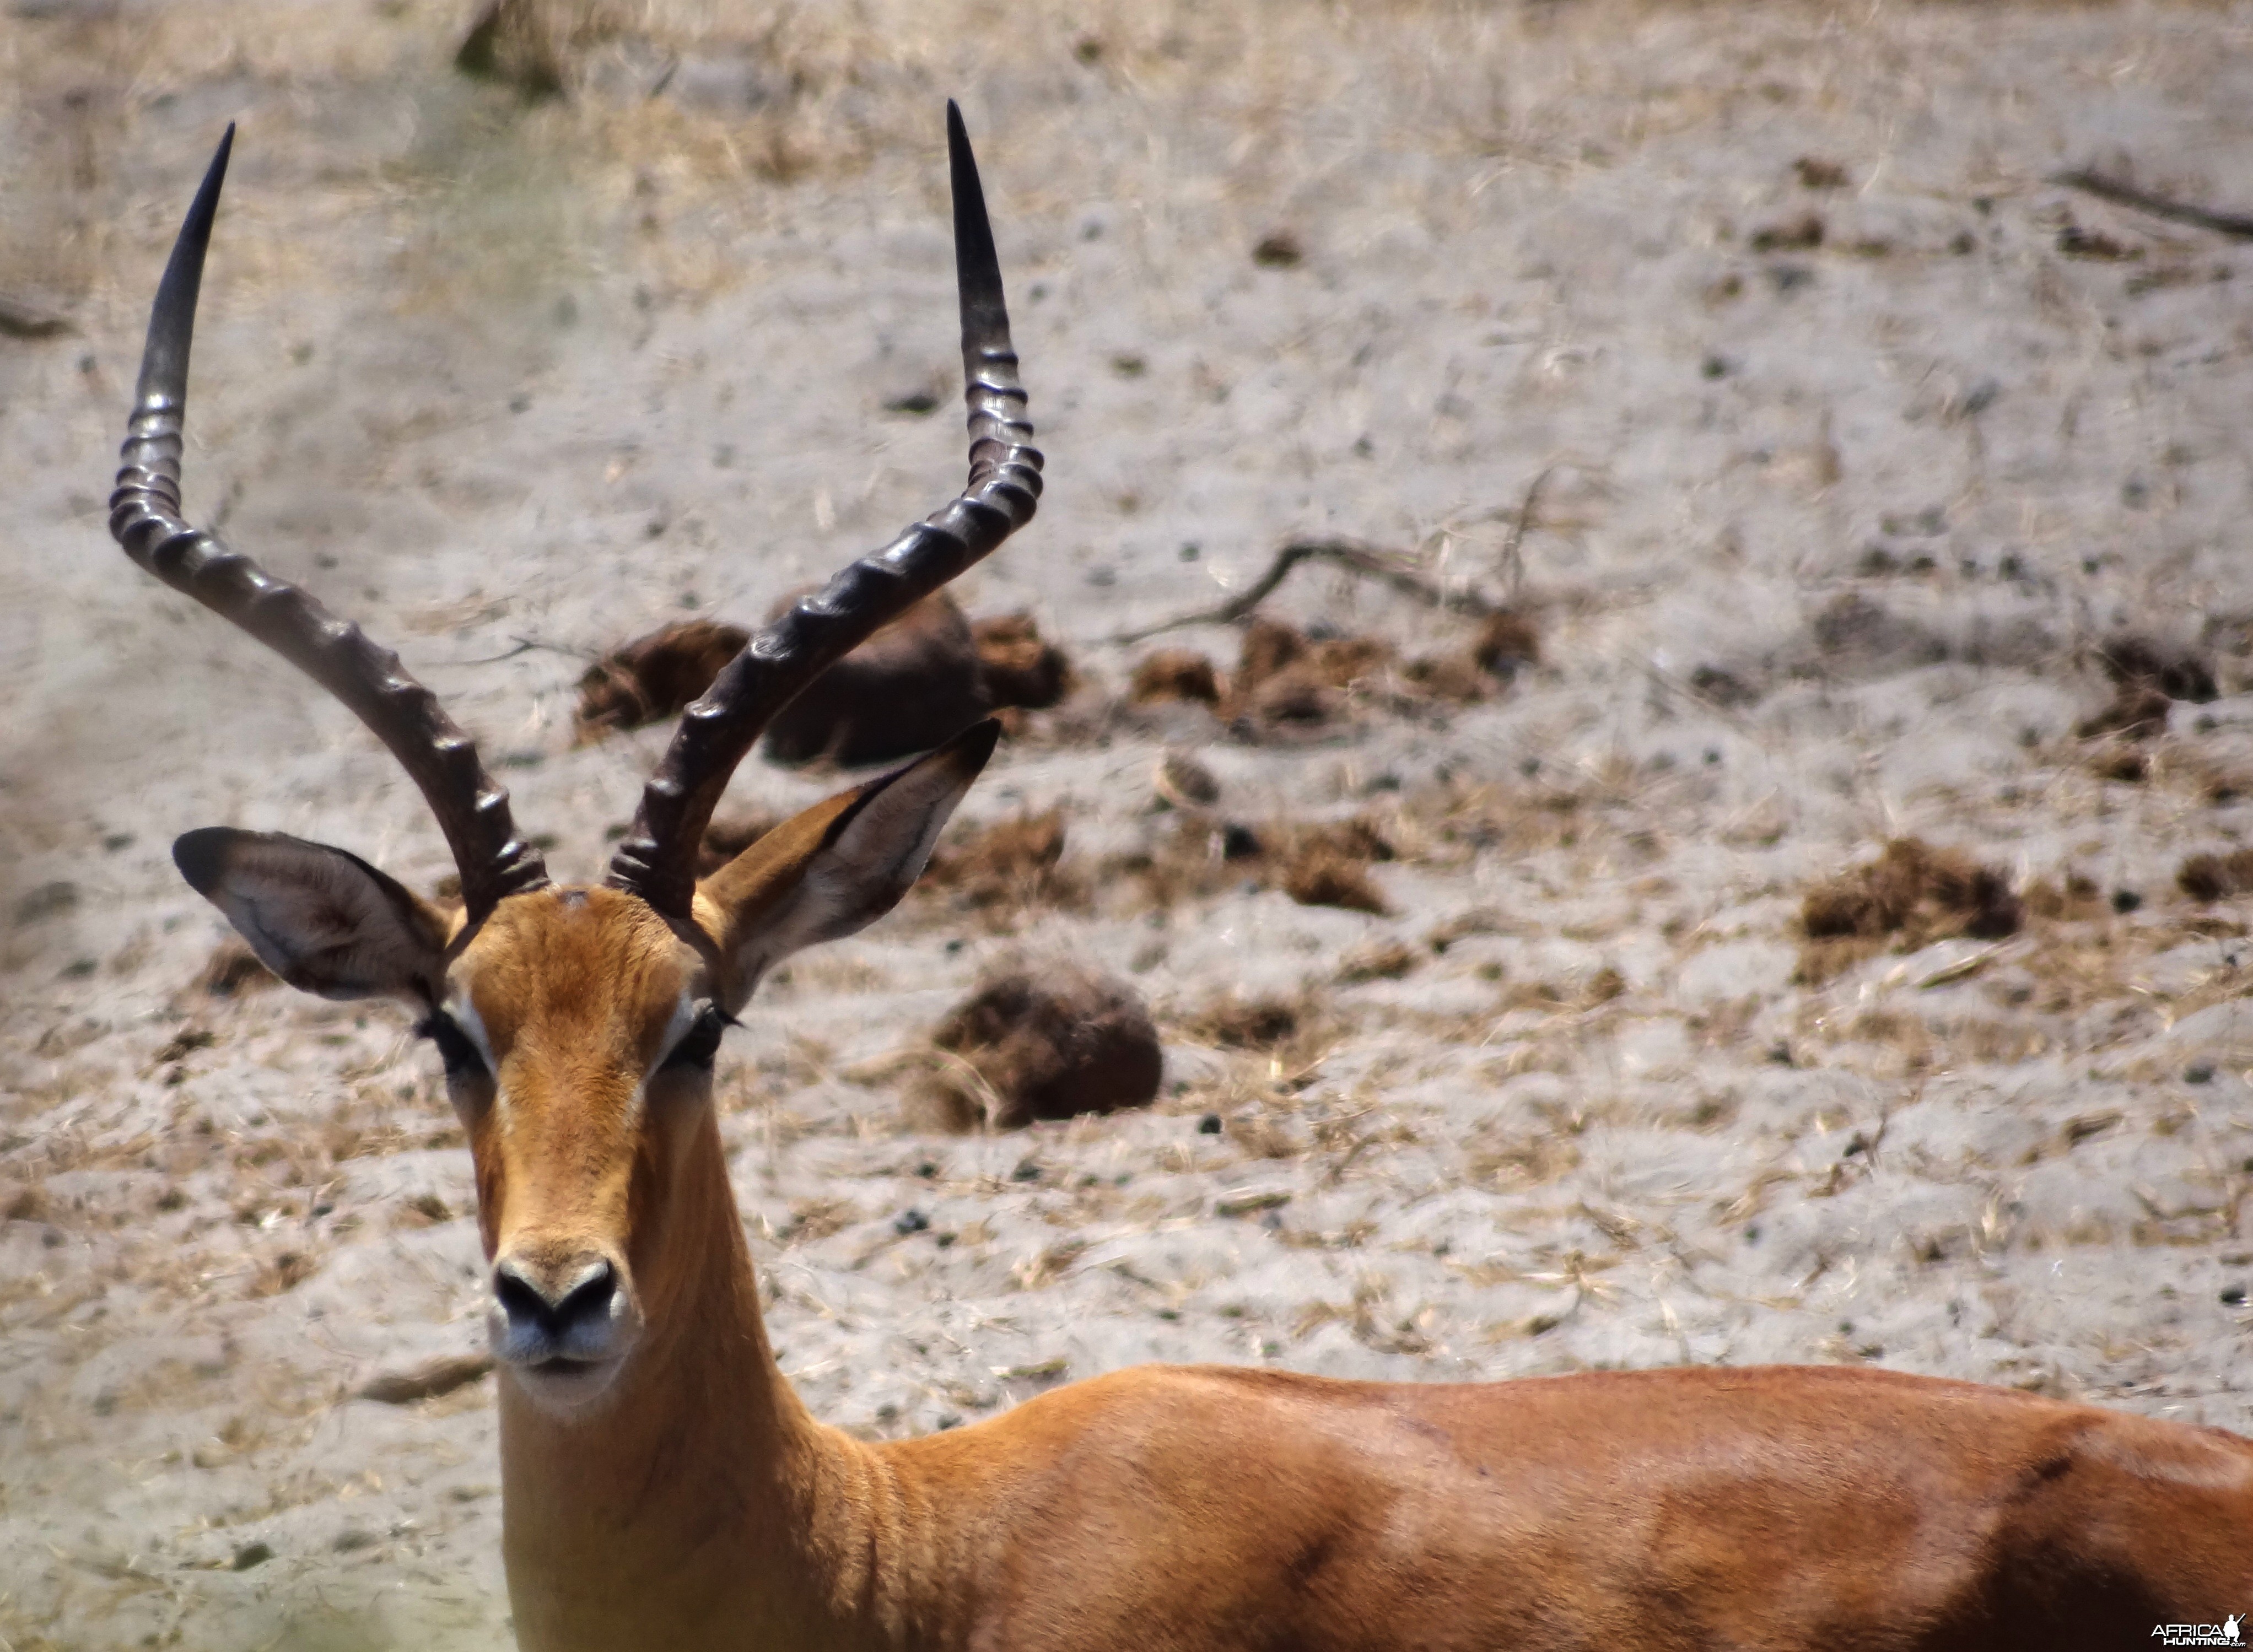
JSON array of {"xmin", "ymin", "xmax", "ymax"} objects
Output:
[{"xmin": 2153, "ymin": 1615, "xmax": 2245, "ymax": 1646}]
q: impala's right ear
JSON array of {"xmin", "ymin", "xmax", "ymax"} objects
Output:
[{"xmin": 173, "ymin": 828, "xmax": 454, "ymax": 1003}]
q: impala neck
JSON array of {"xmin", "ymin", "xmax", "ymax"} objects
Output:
[{"xmin": 497, "ymin": 1113, "xmax": 892, "ymax": 1652}]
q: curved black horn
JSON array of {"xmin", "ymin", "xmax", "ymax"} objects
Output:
[
  {"xmin": 109, "ymin": 125, "xmax": 551, "ymax": 921},
  {"xmin": 605, "ymin": 100, "xmax": 1042, "ymax": 917}
]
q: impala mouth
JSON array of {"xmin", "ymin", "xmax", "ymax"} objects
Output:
[{"xmin": 501, "ymin": 1348, "xmax": 628, "ymax": 1411}]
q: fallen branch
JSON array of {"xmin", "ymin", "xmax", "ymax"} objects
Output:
[
  {"xmin": 1113, "ymin": 537, "xmax": 1500, "ymax": 645},
  {"xmin": 2052, "ymin": 168, "xmax": 2253, "ymax": 241}
]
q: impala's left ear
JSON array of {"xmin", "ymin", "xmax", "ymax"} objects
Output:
[{"xmin": 693, "ymin": 720, "xmax": 999, "ymax": 1012}]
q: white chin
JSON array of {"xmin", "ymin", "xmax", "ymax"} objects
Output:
[{"xmin": 503, "ymin": 1356, "xmax": 626, "ymax": 1415}]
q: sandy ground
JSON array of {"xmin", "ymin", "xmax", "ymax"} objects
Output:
[{"xmin": 5, "ymin": 0, "xmax": 2253, "ymax": 1645}]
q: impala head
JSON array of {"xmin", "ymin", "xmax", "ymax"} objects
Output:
[{"xmin": 112, "ymin": 109, "xmax": 1039, "ymax": 1414}]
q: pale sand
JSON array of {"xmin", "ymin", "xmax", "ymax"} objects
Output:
[{"xmin": 2, "ymin": 2, "xmax": 2251, "ymax": 1645}]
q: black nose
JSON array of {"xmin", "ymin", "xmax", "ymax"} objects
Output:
[{"xmin": 494, "ymin": 1256, "xmax": 617, "ymax": 1341}]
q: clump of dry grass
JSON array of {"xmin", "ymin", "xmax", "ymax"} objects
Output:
[
  {"xmin": 1128, "ymin": 649, "xmax": 1224, "ymax": 707},
  {"xmin": 971, "ymin": 612, "xmax": 1075, "ymax": 711},
  {"xmin": 194, "ymin": 937, "xmax": 275, "ymax": 997},
  {"xmin": 1226, "ymin": 617, "xmax": 1393, "ymax": 727},
  {"xmin": 1278, "ymin": 846, "xmax": 1388, "ymax": 914},
  {"xmin": 1469, "ymin": 609, "xmax": 1541, "ymax": 678},
  {"xmin": 2076, "ymin": 684, "xmax": 2173, "ymax": 742},
  {"xmin": 920, "ymin": 810, "xmax": 1082, "ymax": 914},
  {"xmin": 2098, "ymin": 634, "xmax": 2218, "ymax": 703},
  {"xmin": 1098, "ymin": 812, "xmax": 1399, "ymax": 916},
  {"xmin": 1797, "ymin": 838, "xmax": 2021, "ymax": 983},
  {"xmin": 2178, "ymin": 850, "xmax": 2253, "ymax": 904},
  {"xmin": 907, "ymin": 961, "xmax": 1162, "ymax": 1131},
  {"xmin": 1178, "ymin": 994, "xmax": 1303, "ymax": 1050},
  {"xmin": 575, "ymin": 617, "xmax": 746, "ymax": 741},
  {"xmin": 2076, "ymin": 633, "xmax": 2218, "ymax": 742},
  {"xmin": 2022, "ymin": 870, "xmax": 2107, "ymax": 922},
  {"xmin": 1336, "ymin": 940, "xmax": 1418, "ymax": 983}
]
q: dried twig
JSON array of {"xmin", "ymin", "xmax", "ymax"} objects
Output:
[
  {"xmin": 2052, "ymin": 168, "xmax": 2253, "ymax": 241},
  {"xmin": 1496, "ymin": 465, "xmax": 1555, "ymax": 601},
  {"xmin": 1113, "ymin": 537, "xmax": 1499, "ymax": 645}
]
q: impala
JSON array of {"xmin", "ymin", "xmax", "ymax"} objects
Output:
[{"xmin": 116, "ymin": 112, "xmax": 2251, "ymax": 1652}]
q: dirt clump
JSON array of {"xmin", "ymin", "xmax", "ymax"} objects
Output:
[
  {"xmin": 2077, "ymin": 634, "xmax": 2218, "ymax": 742},
  {"xmin": 921, "ymin": 811, "xmax": 1080, "ymax": 911},
  {"xmin": 909, "ymin": 962, "xmax": 1162, "ymax": 1131},
  {"xmin": 576, "ymin": 618, "xmax": 748, "ymax": 741},
  {"xmin": 1749, "ymin": 212, "xmax": 1825, "ymax": 252},
  {"xmin": 763, "ymin": 591, "xmax": 990, "ymax": 768},
  {"xmin": 2177, "ymin": 850, "xmax": 2253, "ymax": 903},
  {"xmin": 1798, "ymin": 838, "xmax": 2022, "ymax": 982},
  {"xmin": 972, "ymin": 612, "xmax": 1074, "ymax": 710},
  {"xmin": 454, "ymin": 0, "xmax": 570, "ymax": 99},
  {"xmin": 1129, "ymin": 650, "xmax": 1224, "ymax": 706}
]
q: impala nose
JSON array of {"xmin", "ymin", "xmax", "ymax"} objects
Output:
[{"xmin": 491, "ymin": 1254, "xmax": 623, "ymax": 1364}]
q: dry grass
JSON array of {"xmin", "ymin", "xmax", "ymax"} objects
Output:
[
  {"xmin": 1797, "ymin": 838, "xmax": 2022, "ymax": 984},
  {"xmin": 1177, "ymin": 994, "xmax": 1305, "ymax": 1051},
  {"xmin": 920, "ymin": 810, "xmax": 1082, "ymax": 915},
  {"xmin": 192, "ymin": 937, "xmax": 275, "ymax": 998},
  {"xmin": 575, "ymin": 617, "xmax": 746, "ymax": 741},
  {"xmin": 1098, "ymin": 812, "xmax": 1402, "ymax": 917}
]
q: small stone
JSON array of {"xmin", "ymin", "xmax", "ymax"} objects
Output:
[
  {"xmin": 231, "ymin": 1541, "xmax": 273, "ymax": 1571},
  {"xmin": 893, "ymin": 1208, "xmax": 930, "ymax": 1236},
  {"xmin": 1197, "ymin": 1113, "xmax": 1222, "ymax": 1135}
]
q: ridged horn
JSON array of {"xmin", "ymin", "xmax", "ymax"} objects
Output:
[
  {"xmin": 109, "ymin": 125, "xmax": 550, "ymax": 922},
  {"xmin": 604, "ymin": 100, "xmax": 1041, "ymax": 917}
]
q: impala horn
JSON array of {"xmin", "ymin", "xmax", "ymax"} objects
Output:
[
  {"xmin": 603, "ymin": 100, "xmax": 1042, "ymax": 919},
  {"xmin": 109, "ymin": 123, "xmax": 551, "ymax": 922}
]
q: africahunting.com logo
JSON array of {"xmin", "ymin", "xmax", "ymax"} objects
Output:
[{"xmin": 2152, "ymin": 1616, "xmax": 2244, "ymax": 1647}]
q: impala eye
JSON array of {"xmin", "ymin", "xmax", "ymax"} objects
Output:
[
  {"xmin": 416, "ymin": 1011, "xmax": 488, "ymax": 1082},
  {"xmin": 662, "ymin": 1003, "xmax": 730, "ymax": 1073}
]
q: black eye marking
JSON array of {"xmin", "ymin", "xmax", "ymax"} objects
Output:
[
  {"xmin": 661, "ymin": 1002, "xmax": 732, "ymax": 1073},
  {"xmin": 416, "ymin": 1010, "xmax": 488, "ymax": 1082}
]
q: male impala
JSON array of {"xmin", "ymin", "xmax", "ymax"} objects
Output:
[{"xmin": 117, "ymin": 113, "xmax": 2251, "ymax": 1652}]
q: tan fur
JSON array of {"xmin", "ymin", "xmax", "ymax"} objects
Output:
[
  {"xmin": 177, "ymin": 766, "xmax": 2253, "ymax": 1650},
  {"xmin": 429, "ymin": 865, "xmax": 2252, "ymax": 1652}
]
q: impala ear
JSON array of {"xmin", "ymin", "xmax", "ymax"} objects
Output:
[
  {"xmin": 694, "ymin": 720, "xmax": 999, "ymax": 1011},
  {"xmin": 173, "ymin": 828, "xmax": 454, "ymax": 1003}
]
